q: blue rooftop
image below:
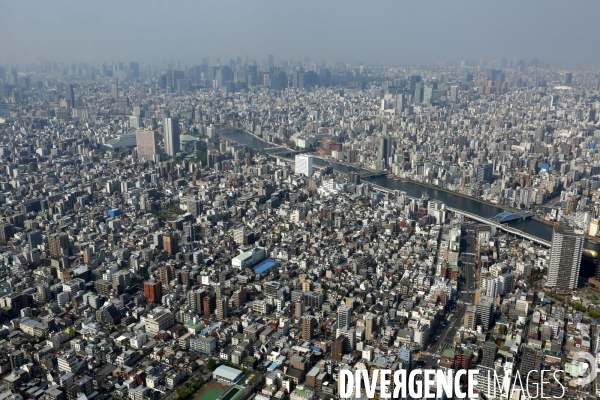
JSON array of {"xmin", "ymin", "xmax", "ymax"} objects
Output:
[
  {"xmin": 253, "ymin": 259, "xmax": 279, "ymax": 275},
  {"xmin": 309, "ymin": 346, "xmax": 323, "ymax": 353}
]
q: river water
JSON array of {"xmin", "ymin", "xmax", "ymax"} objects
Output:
[{"xmin": 220, "ymin": 127, "xmax": 599, "ymax": 277}]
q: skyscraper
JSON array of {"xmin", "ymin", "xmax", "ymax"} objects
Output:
[
  {"xmin": 136, "ymin": 129, "xmax": 158, "ymax": 160},
  {"xmin": 378, "ymin": 135, "xmax": 393, "ymax": 168},
  {"xmin": 129, "ymin": 62, "xmax": 140, "ymax": 79},
  {"xmin": 164, "ymin": 117, "xmax": 180, "ymax": 156},
  {"xmin": 295, "ymin": 154, "xmax": 314, "ymax": 177},
  {"xmin": 65, "ymin": 83, "xmax": 75, "ymax": 108},
  {"xmin": 414, "ymin": 81, "xmax": 424, "ymax": 103},
  {"xmin": 449, "ymin": 85, "xmax": 459, "ymax": 103},
  {"xmin": 337, "ymin": 304, "xmax": 352, "ymax": 329},
  {"xmin": 111, "ymin": 80, "xmax": 119, "ymax": 99},
  {"xmin": 547, "ymin": 226, "xmax": 584, "ymax": 293}
]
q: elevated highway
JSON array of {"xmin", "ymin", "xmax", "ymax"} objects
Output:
[
  {"xmin": 368, "ymin": 183, "xmax": 550, "ymax": 247},
  {"xmin": 447, "ymin": 207, "xmax": 551, "ymax": 247}
]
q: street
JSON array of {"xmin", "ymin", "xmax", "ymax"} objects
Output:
[{"xmin": 416, "ymin": 291, "xmax": 474, "ymax": 369}]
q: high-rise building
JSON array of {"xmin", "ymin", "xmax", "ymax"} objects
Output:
[
  {"xmin": 159, "ymin": 266, "xmax": 172, "ymax": 286},
  {"xmin": 295, "ymin": 297, "xmax": 304, "ymax": 318},
  {"xmin": 565, "ymin": 72, "xmax": 573, "ymax": 85},
  {"xmin": 365, "ymin": 313, "xmax": 376, "ymax": 343},
  {"xmin": 48, "ymin": 232, "xmax": 70, "ymax": 257},
  {"xmin": 9, "ymin": 350, "xmax": 25, "ymax": 371},
  {"xmin": 481, "ymin": 342, "xmax": 497, "ymax": 368},
  {"xmin": 65, "ymin": 83, "xmax": 75, "ymax": 108},
  {"xmin": 337, "ymin": 327, "xmax": 357, "ymax": 352},
  {"xmin": 232, "ymin": 286, "xmax": 247, "ymax": 309},
  {"xmin": 414, "ymin": 81, "xmax": 424, "ymax": 103},
  {"xmin": 409, "ymin": 75, "xmax": 422, "ymax": 90},
  {"xmin": 187, "ymin": 288, "xmax": 205, "ymax": 313},
  {"xmin": 463, "ymin": 305, "xmax": 476, "ymax": 330},
  {"xmin": 164, "ymin": 117, "xmax": 180, "ymax": 156},
  {"xmin": 111, "ymin": 81, "xmax": 119, "ymax": 99},
  {"xmin": 129, "ymin": 62, "xmax": 140, "ymax": 79},
  {"xmin": 136, "ymin": 129, "xmax": 158, "ymax": 160},
  {"xmin": 111, "ymin": 270, "xmax": 131, "ymax": 294},
  {"xmin": 144, "ymin": 279, "xmax": 162, "ymax": 304},
  {"xmin": 476, "ymin": 296, "xmax": 494, "ymax": 331},
  {"xmin": 476, "ymin": 163, "xmax": 493, "ymax": 183},
  {"xmin": 203, "ymin": 293, "xmax": 216, "ymax": 316},
  {"xmin": 449, "ymin": 85, "xmax": 459, "ymax": 103},
  {"xmin": 216, "ymin": 296, "xmax": 229, "ymax": 321},
  {"xmin": 337, "ymin": 304, "xmax": 352, "ymax": 329},
  {"xmin": 520, "ymin": 346, "xmax": 543, "ymax": 382},
  {"xmin": 163, "ymin": 233, "xmax": 179, "ymax": 256},
  {"xmin": 0, "ymin": 223, "xmax": 14, "ymax": 245},
  {"xmin": 263, "ymin": 281, "xmax": 281, "ymax": 298},
  {"xmin": 547, "ymin": 226, "xmax": 584, "ymax": 293},
  {"xmin": 453, "ymin": 348, "xmax": 473, "ymax": 383},
  {"xmin": 332, "ymin": 336, "xmax": 347, "ymax": 361},
  {"xmin": 295, "ymin": 154, "xmax": 313, "ymax": 177},
  {"xmin": 378, "ymin": 135, "xmax": 393, "ymax": 167},
  {"xmin": 186, "ymin": 195, "xmax": 202, "ymax": 218},
  {"xmin": 233, "ymin": 226, "xmax": 246, "ymax": 245},
  {"xmin": 302, "ymin": 315, "xmax": 315, "ymax": 341},
  {"xmin": 27, "ymin": 230, "xmax": 42, "ymax": 248}
]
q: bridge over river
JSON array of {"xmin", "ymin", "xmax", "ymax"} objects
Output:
[{"xmin": 447, "ymin": 207, "xmax": 550, "ymax": 247}]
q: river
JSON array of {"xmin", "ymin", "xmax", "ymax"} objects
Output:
[{"xmin": 219, "ymin": 127, "xmax": 599, "ymax": 277}]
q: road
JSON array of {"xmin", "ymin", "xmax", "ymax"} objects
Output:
[
  {"xmin": 416, "ymin": 291, "xmax": 474, "ymax": 370},
  {"xmin": 432, "ymin": 304, "xmax": 466, "ymax": 355},
  {"xmin": 463, "ymin": 263, "xmax": 477, "ymax": 292}
]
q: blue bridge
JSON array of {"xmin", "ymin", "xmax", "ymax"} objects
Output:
[{"xmin": 492, "ymin": 211, "xmax": 532, "ymax": 223}]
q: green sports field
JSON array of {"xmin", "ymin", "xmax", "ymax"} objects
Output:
[{"xmin": 192, "ymin": 382, "xmax": 227, "ymax": 400}]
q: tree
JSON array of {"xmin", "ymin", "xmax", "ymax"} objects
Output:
[{"xmin": 206, "ymin": 358, "xmax": 217, "ymax": 371}]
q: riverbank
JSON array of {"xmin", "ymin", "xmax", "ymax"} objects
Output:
[
  {"xmin": 219, "ymin": 124, "xmax": 284, "ymax": 149},
  {"xmin": 217, "ymin": 126, "xmax": 598, "ymax": 246},
  {"xmin": 392, "ymin": 177, "xmax": 518, "ymax": 213}
]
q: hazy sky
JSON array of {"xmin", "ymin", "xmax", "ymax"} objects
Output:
[{"xmin": 2, "ymin": 0, "xmax": 600, "ymax": 65}]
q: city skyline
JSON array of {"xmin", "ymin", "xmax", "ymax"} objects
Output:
[{"xmin": 2, "ymin": 0, "xmax": 600, "ymax": 65}]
